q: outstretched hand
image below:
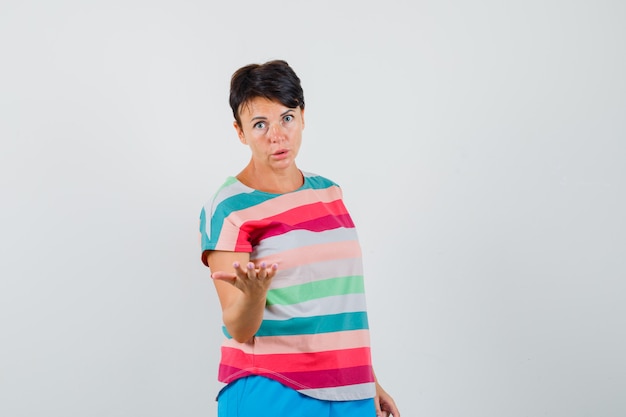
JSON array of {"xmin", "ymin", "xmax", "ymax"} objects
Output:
[{"xmin": 212, "ymin": 261, "xmax": 278, "ymax": 296}]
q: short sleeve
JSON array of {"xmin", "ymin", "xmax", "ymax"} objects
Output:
[{"xmin": 199, "ymin": 195, "xmax": 252, "ymax": 267}]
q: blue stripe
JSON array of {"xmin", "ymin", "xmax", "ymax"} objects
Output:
[
  {"xmin": 199, "ymin": 207, "xmax": 210, "ymax": 250},
  {"xmin": 221, "ymin": 311, "xmax": 369, "ymax": 339}
]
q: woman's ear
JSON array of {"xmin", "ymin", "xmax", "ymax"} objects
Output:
[{"xmin": 233, "ymin": 121, "xmax": 247, "ymax": 145}]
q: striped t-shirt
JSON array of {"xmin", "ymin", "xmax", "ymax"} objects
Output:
[{"xmin": 199, "ymin": 172, "xmax": 376, "ymax": 401}]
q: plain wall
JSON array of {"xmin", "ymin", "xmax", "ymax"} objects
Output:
[{"xmin": 1, "ymin": 1, "xmax": 625, "ymax": 416}]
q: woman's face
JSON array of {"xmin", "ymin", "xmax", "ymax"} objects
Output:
[{"xmin": 234, "ymin": 96, "xmax": 304, "ymax": 172}]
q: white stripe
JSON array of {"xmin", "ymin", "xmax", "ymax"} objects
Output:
[
  {"xmin": 263, "ymin": 293, "xmax": 368, "ymax": 320},
  {"xmin": 251, "ymin": 227, "xmax": 358, "ymax": 260},
  {"xmin": 207, "ymin": 177, "xmax": 250, "ymax": 208},
  {"xmin": 298, "ymin": 382, "xmax": 376, "ymax": 401},
  {"xmin": 266, "ymin": 258, "xmax": 364, "ymax": 290}
]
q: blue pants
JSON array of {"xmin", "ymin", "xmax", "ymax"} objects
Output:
[{"xmin": 217, "ymin": 376, "xmax": 376, "ymax": 417}]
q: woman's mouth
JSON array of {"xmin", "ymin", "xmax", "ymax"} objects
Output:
[{"xmin": 272, "ymin": 149, "xmax": 289, "ymax": 158}]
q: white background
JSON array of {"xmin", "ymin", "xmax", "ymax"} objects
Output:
[{"xmin": 1, "ymin": 1, "xmax": 625, "ymax": 416}]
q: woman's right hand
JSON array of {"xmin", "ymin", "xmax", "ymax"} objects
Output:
[
  {"xmin": 207, "ymin": 251, "xmax": 278, "ymax": 343},
  {"xmin": 212, "ymin": 261, "xmax": 278, "ymax": 296}
]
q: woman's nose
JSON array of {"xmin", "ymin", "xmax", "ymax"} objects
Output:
[{"xmin": 268, "ymin": 123, "xmax": 285, "ymax": 142}]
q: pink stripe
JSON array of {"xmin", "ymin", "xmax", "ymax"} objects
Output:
[
  {"xmin": 218, "ymin": 365, "xmax": 253, "ymax": 383},
  {"xmin": 222, "ymin": 330, "xmax": 371, "ymax": 355},
  {"xmin": 218, "ymin": 364, "xmax": 375, "ymax": 390},
  {"xmin": 254, "ymin": 240, "xmax": 362, "ymax": 271},
  {"xmin": 276, "ymin": 365, "xmax": 375, "ymax": 389},
  {"xmin": 262, "ymin": 199, "xmax": 349, "ymax": 226},
  {"xmin": 220, "ymin": 346, "xmax": 372, "ymax": 373},
  {"xmin": 247, "ymin": 209, "xmax": 354, "ymax": 244},
  {"xmin": 239, "ymin": 213, "xmax": 354, "ymax": 250},
  {"xmin": 237, "ymin": 198, "xmax": 351, "ymax": 249},
  {"xmin": 215, "ymin": 187, "xmax": 343, "ymax": 250}
]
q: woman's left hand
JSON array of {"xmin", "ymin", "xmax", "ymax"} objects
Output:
[{"xmin": 375, "ymin": 381, "xmax": 400, "ymax": 417}]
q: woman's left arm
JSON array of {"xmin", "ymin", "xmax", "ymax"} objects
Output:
[{"xmin": 374, "ymin": 372, "xmax": 400, "ymax": 417}]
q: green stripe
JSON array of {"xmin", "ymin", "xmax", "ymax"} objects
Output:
[{"xmin": 266, "ymin": 276, "xmax": 364, "ymax": 306}]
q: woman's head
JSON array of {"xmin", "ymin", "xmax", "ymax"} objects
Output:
[{"xmin": 230, "ymin": 60, "xmax": 305, "ymax": 127}]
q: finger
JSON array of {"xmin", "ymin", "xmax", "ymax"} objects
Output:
[
  {"xmin": 246, "ymin": 262, "xmax": 257, "ymax": 279},
  {"xmin": 382, "ymin": 401, "xmax": 399, "ymax": 417},
  {"xmin": 259, "ymin": 263, "xmax": 279, "ymax": 280},
  {"xmin": 232, "ymin": 261, "xmax": 244, "ymax": 275},
  {"xmin": 232, "ymin": 261, "xmax": 250, "ymax": 279}
]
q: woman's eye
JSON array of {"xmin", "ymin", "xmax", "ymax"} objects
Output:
[
  {"xmin": 254, "ymin": 121, "xmax": 266, "ymax": 129},
  {"xmin": 283, "ymin": 115, "xmax": 294, "ymax": 123}
]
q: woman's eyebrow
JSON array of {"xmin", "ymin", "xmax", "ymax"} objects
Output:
[{"xmin": 250, "ymin": 109, "xmax": 294, "ymax": 122}]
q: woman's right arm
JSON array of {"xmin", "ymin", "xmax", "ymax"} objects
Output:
[{"xmin": 206, "ymin": 250, "xmax": 278, "ymax": 343}]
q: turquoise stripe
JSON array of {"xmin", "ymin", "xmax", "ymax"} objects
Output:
[
  {"xmin": 222, "ymin": 311, "xmax": 369, "ymax": 339},
  {"xmin": 199, "ymin": 207, "xmax": 210, "ymax": 250},
  {"xmin": 303, "ymin": 174, "xmax": 338, "ymax": 190},
  {"xmin": 258, "ymin": 311, "xmax": 369, "ymax": 336},
  {"xmin": 216, "ymin": 175, "xmax": 337, "ymax": 215}
]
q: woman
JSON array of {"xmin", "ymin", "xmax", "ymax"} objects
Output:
[{"xmin": 199, "ymin": 60, "xmax": 400, "ymax": 417}]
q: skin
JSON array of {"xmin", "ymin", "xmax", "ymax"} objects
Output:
[
  {"xmin": 208, "ymin": 96, "xmax": 400, "ymax": 417},
  {"xmin": 233, "ymin": 96, "xmax": 305, "ymax": 194}
]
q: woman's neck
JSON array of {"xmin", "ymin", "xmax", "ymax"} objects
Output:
[{"xmin": 236, "ymin": 162, "xmax": 303, "ymax": 194}]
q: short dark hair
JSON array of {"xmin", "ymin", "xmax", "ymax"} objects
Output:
[{"xmin": 229, "ymin": 60, "xmax": 305, "ymax": 126}]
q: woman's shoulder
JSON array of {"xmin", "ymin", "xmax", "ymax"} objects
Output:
[
  {"xmin": 203, "ymin": 176, "xmax": 252, "ymax": 209},
  {"xmin": 302, "ymin": 171, "xmax": 341, "ymax": 189}
]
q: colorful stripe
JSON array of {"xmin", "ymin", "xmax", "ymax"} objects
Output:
[
  {"xmin": 222, "ymin": 329, "xmax": 371, "ymax": 355},
  {"xmin": 220, "ymin": 346, "xmax": 372, "ymax": 374},
  {"xmin": 222, "ymin": 311, "xmax": 369, "ymax": 339},
  {"xmin": 218, "ymin": 364, "xmax": 375, "ymax": 390},
  {"xmin": 200, "ymin": 173, "xmax": 375, "ymax": 401},
  {"xmin": 266, "ymin": 276, "xmax": 365, "ymax": 306}
]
